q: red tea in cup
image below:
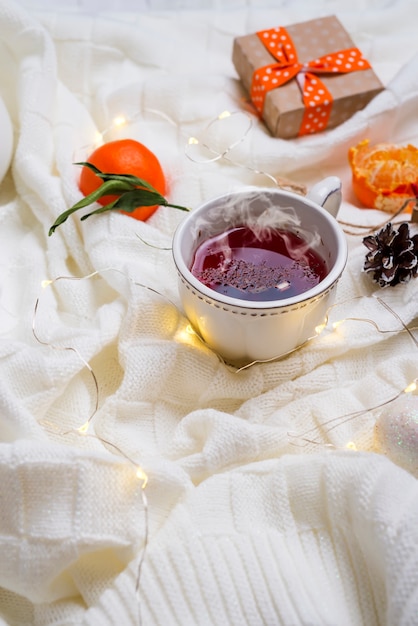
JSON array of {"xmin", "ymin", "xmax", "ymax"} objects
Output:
[{"xmin": 190, "ymin": 225, "xmax": 328, "ymax": 302}]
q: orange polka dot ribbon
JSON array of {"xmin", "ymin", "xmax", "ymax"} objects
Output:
[{"xmin": 251, "ymin": 26, "xmax": 371, "ymax": 136}]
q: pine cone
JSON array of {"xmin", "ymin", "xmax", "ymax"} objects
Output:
[{"xmin": 363, "ymin": 222, "xmax": 418, "ymax": 287}]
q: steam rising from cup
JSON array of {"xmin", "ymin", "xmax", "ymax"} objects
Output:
[
  {"xmin": 190, "ymin": 190, "xmax": 322, "ymax": 252},
  {"xmin": 189, "ymin": 191, "xmax": 325, "ymax": 301}
]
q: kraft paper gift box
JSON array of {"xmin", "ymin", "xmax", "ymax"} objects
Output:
[{"xmin": 232, "ymin": 15, "xmax": 384, "ymax": 139}]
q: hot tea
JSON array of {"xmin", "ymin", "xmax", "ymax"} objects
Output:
[
  {"xmin": 190, "ymin": 225, "xmax": 328, "ymax": 302},
  {"xmin": 173, "ymin": 182, "xmax": 346, "ymax": 363}
]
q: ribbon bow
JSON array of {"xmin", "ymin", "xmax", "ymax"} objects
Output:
[{"xmin": 251, "ymin": 27, "xmax": 371, "ymax": 136}]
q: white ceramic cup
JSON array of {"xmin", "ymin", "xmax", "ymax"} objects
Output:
[{"xmin": 172, "ymin": 177, "xmax": 347, "ymax": 365}]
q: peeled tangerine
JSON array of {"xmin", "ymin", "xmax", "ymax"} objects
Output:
[{"xmin": 348, "ymin": 139, "xmax": 418, "ymax": 213}]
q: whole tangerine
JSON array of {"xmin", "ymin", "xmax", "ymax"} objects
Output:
[
  {"xmin": 348, "ymin": 139, "xmax": 418, "ymax": 213},
  {"xmin": 79, "ymin": 138, "xmax": 166, "ymax": 221}
]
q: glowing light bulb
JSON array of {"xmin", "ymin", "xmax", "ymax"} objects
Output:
[
  {"xmin": 333, "ymin": 320, "xmax": 344, "ymax": 329},
  {"xmin": 113, "ymin": 115, "xmax": 127, "ymax": 128},
  {"xmin": 218, "ymin": 110, "xmax": 231, "ymax": 120},
  {"xmin": 315, "ymin": 323, "xmax": 326, "ymax": 335},
  {"xmin": 404, "ymin": 381, "xmax": 417, "ymax": 393},
  {"xmin": 41, "ymin": 279, "xmax": 53, "ymax": 289},
  {"xmin": 346, "ymin": 441, "xmax": 357, "ymax": 451},
  {"xmin": 174, "ymin": 324, "xmax": 198, "ymax": 345},
  {"xmin": 77, "ymin": 422, "xmax": 89, "ymax": 435},
  {"xmin": 188, "ymin": 137, "xmax": 199, "ymax": 145},
  {"xmin": 136, "ymin": 467, "xmax": 148, "ymax": 488},
  {"xmin": 94, "ymin": 132, "xmax": 104, "ymax": 146}
]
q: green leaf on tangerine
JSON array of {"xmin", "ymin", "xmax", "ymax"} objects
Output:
[
  {"xmin": 48, "ymin": 162, "xmax": 190, "ymax": 236},
  {"xmin": 74, "ymin": 162, "xmax": 158, "ymax": 193},
  {"xmin": 114, "ymin": 189, "xmax": 167, "ymax": 211},
  {"xmin": 48, "ymin": 180, "xmax": 134, "ymax": 236},
  {"xmin": 80, "ymin": 190, "xmax": 167, "ymax": 220},
  {"xmin": 69, "ymin": 179, "xmax": 134, "ymax": 209}
]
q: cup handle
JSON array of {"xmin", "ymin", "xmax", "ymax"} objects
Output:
[{"xmin": 306, "ymin": 176, "xmax": 342, "ymax": 218}]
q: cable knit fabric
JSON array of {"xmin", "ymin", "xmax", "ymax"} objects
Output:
[{"xmin": 0, "ymin": 0, "xmax": 418, "ymax": 624}]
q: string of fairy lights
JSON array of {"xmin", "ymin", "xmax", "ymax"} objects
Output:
[
  {"xmin": 33, "ymin": 271, "xmax": 154, "ymax": 626},
  {"xmin": 27, "ymin": 107, "xmax": 418, "ymax": 621},
  {"xmin": 288, "ymin": 295, "xmax": 418, "ymax": 446},
  {"xmin": 34, "ymin": 267, "xmax": 418, "ymax": 428}
]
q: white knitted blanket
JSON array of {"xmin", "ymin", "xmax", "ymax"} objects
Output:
[{"xmin": 0, "ymin": 0, "xmax": 418, "ymax": 624}]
